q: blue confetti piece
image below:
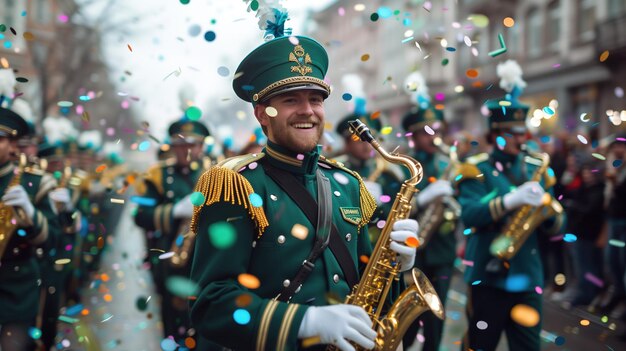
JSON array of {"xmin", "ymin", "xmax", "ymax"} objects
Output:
[
  {"xmin": 554, "ymin": 336, "xmax": 565, "ymax": 346},
  {"xmin": 455, "ymin": 174, "xmax": 463, "ymax": 182},
  {"xmin": 543, "ymin": 106, "xmax": 555, "ymax": 115},
  {"xmin": 130, "ymin": 196, "xmax": 157, "ymax": 206},
  {"xmin": 28, "ymin": 327, "xmax": 41, "ymax": 340},
  {"xmin": 547, "ymin": 168, "xmax": 555, "ymax": 178},
  {"xmin": 563, "ymin": 233, "xmax": 577, "ymax": 242},
  {"xmin": 138, "ymin": 140, "xmax": 151, "ymax": 151},
  {"xmin": 401, "ymin": 36, "xmax": 414, "ymax": 43},
  {"xmin": 463, "ymin": 228, "xmax": 473, "ymax": 236},
  {"xmin": 160, "ymin": 338, "xmax": 178, "ymax": 351},
  {"xmin": 233, "ymin": 309, "xmax": 251, "ymax": 325},
  {"xmin": 446, "ymin": 47, "xmax": 456, "ymax": 52},
  {"xmin": 496, "ymin": 136, "xmax": 506, "ymax": 148},
  {"xmin": 175, "ymin": 234, "xmax": 184, "ymax": 247},
  {"xmin": 377, "ymin": 7, "xmax": 393, "ymax": 18},
  {"xmin": 540, "ymin": 135, "xmax": 551, "ymax": 143},
  {"xmin": 402, "ymin": 18, "xmax": 412, "ymax": 26},
  {"xmin": 4, "ymin": 41, "xmax": 12, "ymax": 49},
  {"xmin": 21, "ymin": 11, "xmax": 27, "ymax": 16},
  {"xmin": 342, "ymin": 93, "xmax": 352, "ymax": 101},
  {"xmin": 17, "ymin": 229, "xmax": 26, "ymax": 237},
  {"xmin": 613, "ymin": 159, "xmax": 623, "ymax": 168},
  {"xmin": 505, "ymin": 274, "xmax": 530, "ymax": 292},
  {"xmin": 472, "ymin": 280, "xmax": 481, "ymax": 285},
  {"xmin": 204, "ymin": 31, "xmax": 216, "ymax": 42},
  {"xmin": 66, "ymin": 304, "xmax": 84, "ymax": 316},
  {"xmin": 249, "ymin": 193, "xmax": 263, "ymax": 207},
  {"xmin": 79, "ymin": 95, "xmax": 91, "ymax": 101}
]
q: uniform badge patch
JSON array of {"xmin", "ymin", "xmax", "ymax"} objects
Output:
[{"xmin": 340, "ymin": 207, "xmax": 362, "ymax": 226}]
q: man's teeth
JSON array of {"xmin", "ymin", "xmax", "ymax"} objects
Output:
[{"xmin": 293, "ymin": 123, "xmax": 314, "ymax": 129}]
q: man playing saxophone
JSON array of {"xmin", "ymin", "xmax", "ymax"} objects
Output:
[
  {"xmin": 456, "ymin": 61, "xmax": 563, "ymax": 351},
  {"xmin": 188, "ymin": 6, "xmax": 420, "ymax": 349},
  {"xmin": 400, "ymin": 71, "xmax": 458, "ymax": 351}
]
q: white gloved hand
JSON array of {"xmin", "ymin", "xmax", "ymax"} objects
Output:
[
  {"xmin": 416, "ymin": 180, "xmax": 453, "ymax": 207},
  {"xmin": 503, "ymin": 181, "xmax": 545, "ymax": 210},
  {"xmin": 49, "ymin": 188, "xmax": 74, "ymax": 211},
  {"xmin": 363, "ymin": 180, "xmax": 383, "ymax": 205},
  {"xmin": 389, "ymin": 219, "xmax": 419, "ymax": 272},
  {"xmin": 298, "ymin": 304, "xmax": 377, "ymax": 351},
  {"xmin": 172, "ymin": 194, "xmax": 194, "ymax": 219},
  {"xmin": 2, "ymin": 185, "xmax": 35, "ymax": 221}
]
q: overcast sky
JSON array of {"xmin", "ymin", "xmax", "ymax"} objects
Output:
[{"xmin": 87, "ymin": 0, "xmax": 335, "ymax": 144}]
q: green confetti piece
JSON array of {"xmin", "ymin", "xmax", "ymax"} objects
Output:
[
  {"xmin": 591, "ymin": 153, "xmax": 606, "ymax": 161},
  {"xmin": 165, "ymin": 276, "xmax": 200, "ymax": 298},
  {"xmin": 190, "ymin": 192, "xmax": 205, "ymax": 206},
  {"xmin": 208, "ymin": 221, "xmax": 236, "ymax": 249},
  {"xmin": 185, "ymin": 106, "xmax": 202, "ymax": 121}
]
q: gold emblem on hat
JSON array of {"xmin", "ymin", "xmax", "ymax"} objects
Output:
[
  {"xmin": 182, "ymin": 123, "xmax": 194, "ymax": 132},
  {"xmin": 425, "ymin": 109, "xmax": 436, "ymax": 121},
  {"xmin": 289, "ymin": 45, "xmax": 313, "ymax": 76}
]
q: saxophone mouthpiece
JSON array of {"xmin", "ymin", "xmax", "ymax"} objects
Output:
[{"xmin": 348, "ymin": 119, "xmax": 374, "ymax": 143}]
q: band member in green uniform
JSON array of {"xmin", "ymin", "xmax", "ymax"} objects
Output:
[
  {"xmin": 1, "ymin": 104, "xmax": 59, "ymax": 351},
  {"xmin": 188, "ymin": 7, "xmax": 419, "ymax": 350},
  {"xmin": 134, "ymin": 114, "xmax": 210, "ymax": 343},
  {"xmin": 401, "ymin": 71, "xmax": 459, "ymax": 351},
  {"xmin": 456, "ymin": 60, "xmax": 564, "ymax": 351}
]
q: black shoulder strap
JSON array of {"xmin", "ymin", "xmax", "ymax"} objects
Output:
[{"xmin": 260, "ymin": 160, "xmax": 359, "ymax": 296}]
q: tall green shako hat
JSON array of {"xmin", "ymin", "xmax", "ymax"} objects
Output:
[
  {"xmin": 234, "ymin": 0, "xmax": 331, "ymax": 105},
  {"xmin": 401, "ymin": 71, "xmax": 444, "ymax": 133},
  {"xmin": 485, "ymin": 60, "xmax": 529, "ymax": 133}
]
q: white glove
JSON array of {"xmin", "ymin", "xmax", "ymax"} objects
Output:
[
  {"xmin": 363, "ymin": 180, "xmax": 383, "ymax": 205},
  {"xmin": 172, "ymin": 194, "xmax": 193, "ymax": 219},
  {"xmin": 416, "ymin": 180, "xmax": 453, "ymax": 207},
  {"xmin": 298, "ymin": 304, "xmax": 376, "ymax": 351},
  {"xmin": 503, "ymin": 181, "xmax": 545, "ymax": 210},
  {"xmin": 2, "ymin": 185, "xmax": 35, "ymax": 221},
  {"xmin": 389, "ymin": 219, "xmax": 419, "ymax": 272},
  {"xmin": 49, "ymin": 188, "xmax": 74, "ymax": 211}
]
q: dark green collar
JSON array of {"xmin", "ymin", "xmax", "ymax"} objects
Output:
[
  {"xmin": 263, "ymin": 141, "xmax": 320, "ymax": 175},
  {"xmin": 0, "ymin": 161, "xmax": 14, "ymax": 178}
]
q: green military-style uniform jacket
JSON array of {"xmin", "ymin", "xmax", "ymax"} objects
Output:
[
  {"xmin": 455, "ymin": 149, "xmax": 563, "ymax": 292},
  {"xmin": 0, "ymin": 161, "xmax": 59, "ymax": 324},
  {"xmin": 408, "ymin": 151, "xmax": 458, "ymax": 267},
  {"xmin": 190, "ymin": 141, "xmax": 379, "ymax": 351},
  {"xmin": 134, "ymin": 158, "xmax": 203, "ymax": 265},
  {"xmin": 335, "ymin": 154, "xmax": 403, "ymax": 240}
]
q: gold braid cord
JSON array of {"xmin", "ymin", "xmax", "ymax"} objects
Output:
[
  {"xmin": 190, "ymin": 167, "xmax": 269, "ymax": 238},
  {"xmin": 319, "ymin": 157, "xmax": 376, "ymax": 229}
]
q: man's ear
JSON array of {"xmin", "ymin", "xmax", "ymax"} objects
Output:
[{"xmin": 254, "ymin": 103, "xmax": 270, "ymax": 128}]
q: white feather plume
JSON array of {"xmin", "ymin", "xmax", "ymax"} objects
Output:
[
  {"xmin": 78, "ymin": 130, "xmax": 103, "ymax": 150},
  {"xmin": 341, "ymin": 74, "xmax": 366, "ymax": 99},
  {"xmin": 11, "ymin": 99, "xmax": 36, "ymax": 124},
  {"xmin": 0, "ymin": 68, "xmax": 16, "ymax": 99},
  {"xmin": 242, "ymin": 0, "xmax": 289, "ymax": 40},
  {"xmin": 404, "ymin": 71, "xmax": 430, "ymax": 107},
  {"xmin": 43, "ymin": 116, "xmax": 79, "ymax": 145},
  {"xmin": 497, "ymin": 60, "xmax": 526, "ymax": 93}
]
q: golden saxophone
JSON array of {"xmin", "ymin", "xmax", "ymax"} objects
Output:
[
  {"xmin": 329, "ymin": 120, "xmax": 444, "ymax": 351},
  {"xmin": 489, "ymin": 146, "xmax": 564, "ymax": 260},
  {"xmin": 169, "ymin": 156, "xmax": 212, "ymax": 268},
  {"xmin": 416, "ymin": 137, "xmax": 461, "ymax": 249},
  {"xmin": 0, "ymin": 154, "xmax": 28, "ymax": 260}
]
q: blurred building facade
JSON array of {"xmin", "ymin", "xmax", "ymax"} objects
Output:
[{"xmin": 308, "ymin": 0, "xmax": 626, "ymax": 140}]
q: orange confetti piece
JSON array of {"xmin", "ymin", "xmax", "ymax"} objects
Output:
[
  {"xmin": 371, "ymin": 111, "xmax": 381, "ymax": 120},
  {"xmin": 125, "ymin": 174, "xmax": 136, "ymax": 184},
  {"xmin": 291, "ymin": 224, "xmax": 309, "ymax": 240},
  {"xmin": 405, "ymin": 236, "xmax": 419, "ymax": 248},
  {"xmin": 23, "ymin": 32, "xmax": 35, "ymax": 41},
  {"xmin": 599, "ymin": 50, "xmax": 609, "ymax": 62},
  {"xmin": 471, "ymin": 81, "xmax": 484, "ymax": 88},
  {"xmin": 235, "ymin": 294, "xmax": 253, "ymax": 307},
  {"xmin": 360, "ymin": 255, "xmax": 370, "ymax": 264},
  {"xmin": 503, "ymin": 17, "xmax": 515, "ymax": 27},
  {"xmin": 185, "ymin": 337, "xmax": 196, "ymax": 349},
  {"xmin": 510, "ymin": 304, "xmax": 540, "ymax": 327},
  {"xmin": 101, "ymin": 273, "xmax": 110, "ymax": 282},
  {"xmin": 128, "ymin": 44, "xmax": 133, "ymax": 52},
  {"xmin": 95, "ymin": 164, "xmax": 107, "ymax": 173},
  {"xmin": 81, "ymin": 309, "xmax": 90, "ymax": 316},
  {"xmin": 428, "ymin": 176, "xmax": 437, "ymax": 183},
  {"xmin": 350, "ymin": 134, "xmax": 360, "ymax": 142},
  {"xmin": 237, "ymin": 273, "xmax": 261, "ymax": 289},
  {"xmin": 103, "ymin": 294, "xmax": 113, "ymax": 302},
  {"xmin": 361, "ymin": 54, "xmax": 370, "ymax": 61},
  {"xmin": 97, "ymin": 236, "xmax": 105, "ymax": 249},
  {"xmin": 580, "ymin": 319, "xmax": 590, "ymax": 326},
  {"xmin": 434, "ymin": 104, "xmax": 445, "ymax": 110},
  {"xmin": 466, "ymin": 68, "xmax": 479, "ymax": 78}
]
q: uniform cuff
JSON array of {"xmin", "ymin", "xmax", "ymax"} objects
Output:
[{"xmin": 256, "ymin": 301, "xmax": 308, "ymax": 351}]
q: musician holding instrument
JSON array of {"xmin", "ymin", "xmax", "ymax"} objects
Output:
[
  {"xmin": 456, "ymin": 60, "xmax": 564, "ymax": 351},
  {"xmin": 401, "ymin": 71, "xmax": 459, "ymax": 351},
  {"xmin": 188, "ymin": 5, "xmax": 424, "ymax": 349},
  {"xmin": 1, "ymin": 104, "xmax": 59, "ymax": 351},
  {"xmin": 134, "ymin": 112, "xmax": 211, "ymax": 343}
]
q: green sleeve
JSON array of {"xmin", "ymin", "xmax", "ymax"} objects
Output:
[
  {"xmin": 190, "ymin": 202, "xmax": 309, "ymax": 351},
  {"xmin": 133, "ymin": 181, "xmax": 176, "ymax": 235},
  {"xmin": 458, "ymin": 179, "xmax": 507, "ymax": 228},
  {"xmin": 27, "ymin": 192, "xmax": 60, "ymax": 252}
]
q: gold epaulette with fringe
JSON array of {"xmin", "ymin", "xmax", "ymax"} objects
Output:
[
  {"xmin": 319, "ymin": 155, "xmax": 376, "ymax": 229},
  {"xmin": 454, "ymin": 153, "xmax": 488, "ymax": 186},
  {"xmin": 135, "ymin": 164, "xmax": 164, "ymax": 196},
  {"xmin": 190, "ymin": 153, "xmax": 268, "ymax": 238}
]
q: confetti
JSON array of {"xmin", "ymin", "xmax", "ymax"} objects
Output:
[
  {"xmin": 579, "ymin": 113, "xmax": 590, "ymax": 122},
  {"xmin": 204, "ymin": 31, "xmax": 216, "ymax": 42},
  {"xmin": 249, "ymin": 193, "xmax": 263, "ymax": 207},
  {"xmin": 55, "ymin": 258, "xmax": 71, "ymax": 265},
  {"xmin": 342, "ymin": 93, "xmax": 352, "ymax": 101},
  {"xmin": 468, "ymin": 14, "xmax": 489, "ymax": 28},
  {"xmin": 190, "ymin": 192, "xmax": 205, "ymax": 206},
  {"xmin": 476, "ymin": 321, "xmax": 488, "ymax": 330},
  {"xmin": 361, "ymin": 54, "xmax": 370, "ymax": 61},
  {"xmin": 130, "ymin": 196, "xmax": 157, "ymax": 206},
  {"xmin": 580, "ymin": 319, "xmax": 590, "ymax": 326},
  {"xmin": 127, "ymin": 44, "xmax": 132, "ymax": 52},
  {"xmin": 136, "ymin": 296, "xmax": 150, "ymax": 311},
  {"xmin": 554, "ymin": 336, "xmax": 565, "ymax": 346},
  {"xmin": 554, "ymin": 273, "xmax": 566, "ymax": 286},
  {"xmin": 160, "ymin": 338, "xmax": 178, "ymax": 351},
  {"xmin": 488, "ymin": 33, "xmax": 507, "ymax": 57},
  {"xmin": 208, "ymin": 222, "xmax": 236, "ymax": 249},
  {"xmin": 405, "ymin": 236, "xmax": 419, "ymax": 248},
  {"xmin": 28, "ymin": 327, "xmax": 42, "ymax": 340},
  {"xmin": 599, "ymin": 50, "xmax": 609, "ymax": 62},
  {"xmin": 291, "ymin": 223, "xmax": 309, "ymax": 240},
  {"xmin": 584, "ymin": 272, "xmax": 604, "ymax": 287},
  {"xmin": 503, "ymin": 17, "xmax": 515, "ymax": 27},
  {"xmin": 424, "ymin": 125, "xmax": 435, "ymax": 135},
  {"xmin": 511, "ymin": 304, "xmax": 540, "ymax": 327},
  {"xmin": 233, "ymin": 309, "xmax": 251, "ymax": 325},
  {"xmin": 591, "ymin": 153, "xmax": 606, "ymax": 161},
  {"xmin": 238, "ymin": 273, "xmax": 261, "ymax": 289},
  {"xmin": 472, "ymin": 280, "xmax": 481, "ymax": 285},
  {"xmin": 185, "ymin": 106, "xmax": 202, "ymax": 120},
  {"xmin": 466, "ymin": 69, "xmax": 478, "ymax": 78},
  {"xmin": 185, "ymin": 337, "xmax": 196, "ymax": 349},
  {"xmin": 166, "ymin": 276, "xmax": 199, "ymax": 297},
  {"xmin": 265, "ymin": 106, "xmax": 278, "ymax": 117},
  {"xmin": 563, "ymin": 233, "xmax": 577, "ymax": 242}
]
